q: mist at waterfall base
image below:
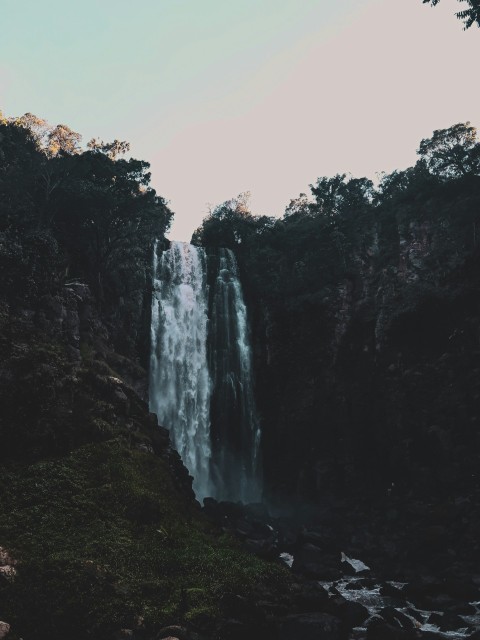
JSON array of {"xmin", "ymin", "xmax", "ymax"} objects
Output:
[{"xmin": 149, "ymin": 241, "xmax": 261, "ymax": 503}]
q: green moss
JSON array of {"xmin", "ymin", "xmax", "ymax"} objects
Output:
[{"xmin": 0, "ymin": 439, "xmax": 289, "ymax": 639}]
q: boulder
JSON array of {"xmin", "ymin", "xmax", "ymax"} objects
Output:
[
  {"xmin": 427, "ymin": 611, "xmax": 470, "ymax": 632},
  {"xmin": 380, "ymin": 583, "xmax": 406, "ymax": 601},
  {"xmin": 292, "ymin": 545, "xmax": 342, "ymax": 580},
  {"xmin": 337, "ymin": 601, "xmax": 369, "ymax": 627},
  {"xmin": 380, "ymin": 607, "xmax": 416, "ymax": 630},
  {"xmin": 366, "ymin": 616, "xmax": 417, "ymax": 640}
]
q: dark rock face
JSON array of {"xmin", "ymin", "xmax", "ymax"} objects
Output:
[
  {"xmin": 252, "ymin": 254, "xmax": 480, "ymax": 504},
  {"xmin": 0, "ymin": 284, "xmax": 193, "ymax": 500},
  {"xmin": 205, "ymin": 192, "xmax": 480, "ymax": 586},
  {"xmin": 203, "ymin": 182, "xmax": 480, "ymax": 514}
]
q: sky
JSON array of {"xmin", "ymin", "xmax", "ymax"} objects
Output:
[{"xmin": 0, "ymin": 0, "xmax": 479, "ymax": 240}]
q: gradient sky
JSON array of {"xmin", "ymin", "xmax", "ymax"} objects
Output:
[{"xmin": 1, "ymin": 0, "xmax": 479, "ymax": 240}]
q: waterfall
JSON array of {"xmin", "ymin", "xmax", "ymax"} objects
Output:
[
  {"xmin": 150, "ymin": 241, "xmax": 261, "ymax": 503},
  {"xmin": 209, "ymin": 248, "xmax": 262, "ymax": 502},
  {"xmin": 149, "ymin": 241, "xmax": 213, "ymax": 500}
]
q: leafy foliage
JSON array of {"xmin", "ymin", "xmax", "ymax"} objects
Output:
[
  {"xmin": 423, "ymin": 0, "xmax": 480, "ymax": 29},
  {"xmin": 193, "ymin": 123, "xmax": 480, "ymax": 498},
  {"xmin": 0, "ymin": 112, "xmax": 173, "ymax": 325},
  {"xmin": 417, "ymin": 122, "xmax": 480, "ymax": 178}
]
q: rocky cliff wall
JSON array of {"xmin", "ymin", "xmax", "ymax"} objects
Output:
[{"xmin": 237, "ymin": 207, "xmax": 480, "ymax": 505}]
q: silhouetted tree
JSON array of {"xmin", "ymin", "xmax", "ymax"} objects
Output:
[
  {"xmin": 0, "ymin": 113, "xmax": 173, "ymax": 307},
  {"xmin": 423, "ymin": 0, "xmax": 480, "ymax": 29},
  {"xmin": 87, "ymin": 138, "xmax": 130, "ymax": 160},
  {"xmin": 417, "ymin": 122, "xmax": 480, "ymax": 178}
]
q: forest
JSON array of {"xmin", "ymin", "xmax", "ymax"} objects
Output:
[{"xmin": 1, "ymin": 99, "xmax": 480, "ymax": 638}]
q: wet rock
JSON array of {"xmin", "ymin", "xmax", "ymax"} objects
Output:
[
  {"xmin": 292, "ymin": 545, "xmax": 342, "ymax": 580},
  {"xmin": 380, "ymin": 607, "xmax": 415, "ymax": 630},
  {"xmin": 345, "ymin": 581, "xmax": 364, "ymax": 590},
  {"xmin": 427, "ymin": 611, "xmax": 470, "ymax": 632},
  {"xmin": 366, "ymin": 616, "xmax": 417, "ymax": 640},
  {"xmin": 336, "ymin": 601, "xmax": 369, "ymax": 627},
  {"xmin": 405, "ymin": 608, "xmax": 424, "ymax": 625},
  {"xmin": 380, "ymin": 583, "xmax": 405, "ymax": 600},
  {"xmin": 405, "ymin": 577, "xmax": 479, "ymax": 609},
  {"xmin": 279, "ymin": 613, "xmax": 346, "ymax": 640},
  {"xmin": 340, "ymin": 553, "xmax": 370, "ymax": 575},
  {"xmin": 447, "ymin": 602, "xmax": 477, "ymax": 615}
]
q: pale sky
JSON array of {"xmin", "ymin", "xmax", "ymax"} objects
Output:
[{"xmin": 0, "ymin": 0, "xmax": 478, "ymax": 240}]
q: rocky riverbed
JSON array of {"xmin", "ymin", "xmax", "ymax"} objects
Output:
[{"xmin": 202, "ymin": 497, "xmax": 480, "ymax": 640}]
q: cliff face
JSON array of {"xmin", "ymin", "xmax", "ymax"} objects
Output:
[
  {"xmin": 0, "ymin": 278, "xmax": 289, "ymax": 640},
  {"xmin": 0, "ymin": 121, "xmax": 289, "ymax": 640},
  {"xmin": 220, "ymin": 178, "xmax": 480, "ymax": 505},
  {"xmin": 254, "ymin": 243, "xmax": 480, "ymax": 501}
]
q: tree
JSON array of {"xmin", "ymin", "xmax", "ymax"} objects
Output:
[
  {"xmin": 309, "ymin": 174, "xmax": 373, "ymax": 220},
  {"xmin": 12, "ymin": 112, "xmax": 49, "ymax": 148},
  {"xmin": 87, "ymin": 138, "xmax": 130, "ymax": 160},
  {"xmin": 284, "ymin": 193, "xmax": 313, "ymax": 218},
  {"xmin": 51, "ymin": 151, "xmax": 172, "ymax": 299},
  {"xmin": 423, "ymin": 0, "xmax": 480, "ymax": 29},
  {"xmin": 417, "ymin": 122, "xmax": 480, "ymax": 178},
  {"xmin": 47, "ymin": 124, "xmax": 82, "ymax": 157}
]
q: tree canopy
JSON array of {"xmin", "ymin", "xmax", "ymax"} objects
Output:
[
  {"xmin": 0, "ymin": 112, "xmax": 173, "ymax": 312},
  {"xmin": 193, "ymin": 122, "xmax": 480, "ymax": 301},
  {"xmin": 417, "ymin": 122, "xmax": 480, "ymax": 178}
]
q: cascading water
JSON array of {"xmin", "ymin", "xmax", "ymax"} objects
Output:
[
  {"xmin": 208, "ymin": 248, "xmax": 262, "ymax": 503},
  {"xmin": 149, "ymin": 241, "xmax": 261, "ymax": 503},
  {"xmin": 149, "ymin": 241, "xmax": 213, "ymax": 500}
]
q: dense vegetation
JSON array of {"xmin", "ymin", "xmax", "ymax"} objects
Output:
[
  {"xmin": 0, "ymin": 114, "xmax": 289, "ymax": 640},
  {"xmin": 194, "ymin": 123, "xmax": 480, "ymax": 502},
  {"xmin": 0, "ymin": 112, "xmax": 173, "ymax": 357},
  {"xmin": 194, "ymin": 122, "xmax": 480, "ymax": 307}
]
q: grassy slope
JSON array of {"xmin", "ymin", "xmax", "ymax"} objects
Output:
[{"xmin": 0, "ymin": 306, "xmax": 289, "ymax": 640}]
